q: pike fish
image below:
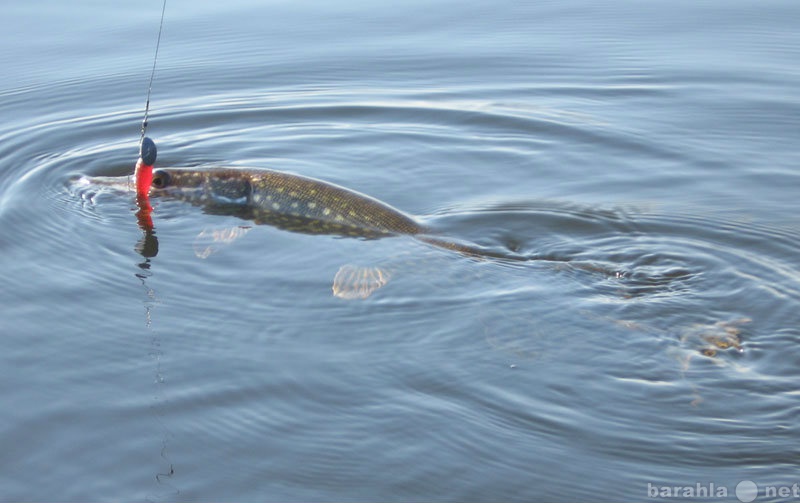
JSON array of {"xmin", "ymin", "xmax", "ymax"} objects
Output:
[
  {"xmin": 150, "ymin": 168, "xmax": 424, "ymax": 238},
  {"xmin": 150, "ymin": 167, "xmax": 507, "ymax": 252},
  {"xmin": 148, "ymin": 167, "xmax": 525, "ymax": 298}
]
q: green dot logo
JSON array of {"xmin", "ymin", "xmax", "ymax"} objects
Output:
[{"xmin": 736, "ymin": 480, "xmax": 758, "ymax": 502}]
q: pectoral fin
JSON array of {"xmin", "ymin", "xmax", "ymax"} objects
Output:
[
  {"xmin": 332, "ymin": 265, "xmax": 392, "ymax": 299},
  {"xmin": 193, "ymin": 226, "xmax": 252, "ymax": 258}
]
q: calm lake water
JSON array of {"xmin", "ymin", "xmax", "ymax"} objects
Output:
[{"xmin": 2, "ymin": 0, "xmax": 799, "ymax": 501}]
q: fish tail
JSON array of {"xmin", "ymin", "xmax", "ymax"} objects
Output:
[{"xmin": 416, "ymin": 235, "xmax": 527, "ymax": 262}]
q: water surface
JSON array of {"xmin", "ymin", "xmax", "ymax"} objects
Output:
[{"xmin": 2, "ymin": 0, "xmax": 799, "ymax": 501}]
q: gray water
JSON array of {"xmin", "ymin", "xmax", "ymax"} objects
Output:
[{"xmin": 2, "ymin": 1, "xmax": 799, "ymax": 501}]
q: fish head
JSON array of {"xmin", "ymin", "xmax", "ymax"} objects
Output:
[{"xmin": 151, "ymin": 168, "xmax": 252, "ymax": 206}]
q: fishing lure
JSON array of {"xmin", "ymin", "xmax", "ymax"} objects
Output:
[{"xmin": 134, "ymin": 0, "xmax": 167, "ymax": 230}]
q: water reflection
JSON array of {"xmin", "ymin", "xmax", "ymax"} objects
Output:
[
  {"xmin": 135, "ymin": 231, "xmax": 159, "ymax": 260},
  {"xmin": 133, "ymin": 214, "xmax": 177, "ymax": 501}
]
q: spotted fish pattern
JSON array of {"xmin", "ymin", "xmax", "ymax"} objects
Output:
[
  {"xmin": 145, "ymin": 167, "xmax": 616, "ymax": 298},
  {"xmin": 151, "ymin": 167, "xmax": 426, "ymax": 239}
]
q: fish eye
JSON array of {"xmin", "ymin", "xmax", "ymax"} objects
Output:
[{"xmin": 151, "ymin": 170, "xmax": 171, "ymax": 188}]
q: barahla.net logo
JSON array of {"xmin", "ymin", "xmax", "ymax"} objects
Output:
[{"xmin": 647, "ymin": 480, "xmax": 800, "ymax": 501}]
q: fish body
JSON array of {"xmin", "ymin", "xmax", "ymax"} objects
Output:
[
  {"xmin": 151, "ymin": 167, "xmax": 426, "ymax": 238},
  {"xmin": 76, "ymin": 166, "xmax": 614, "ymax": 297}
]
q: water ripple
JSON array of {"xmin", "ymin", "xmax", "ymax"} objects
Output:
[{"xmin": 2, "ymin": 66, "xmax": 799, "ymax": 502}]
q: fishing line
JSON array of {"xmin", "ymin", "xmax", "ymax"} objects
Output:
[
  {"xmin": 140, "ymin": 0, "xmax": 167, "ymax": 145},
  {"xmin": 134, "ymin": 0, "xmax": 166, "ymax": 233}
]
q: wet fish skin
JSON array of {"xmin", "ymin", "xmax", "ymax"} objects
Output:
[
  {"xmin": 151, "ymin": 167, "xmax": 426, "ymax": 238},
  {"xmin": 80, "ymin": 166, "xmax": 591, "ymax": 299},
  {"xmin": 150, "ymin": 167, "xmax": 537, "ymax": 261}
]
